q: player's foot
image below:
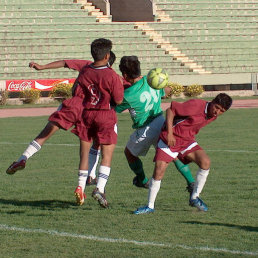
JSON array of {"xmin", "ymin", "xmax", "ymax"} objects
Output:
[
  {"xmin": 186, "ymin": 182, "xmax": 195, "ymax": 202},
  {"xmin": 6, "ymin": 160, "xmax": 26, "ymax": 175},
  {"xmin": 133, "ymin": 176, "xmax": 149, "ymax": 189},
  {"xmin": 74, "ymin": 186, "xmax": 86, "ymax": 206},
  {"xmin": 86, "ymin": 176, "xmax": 97, "ymax": 186},
  {"xmin": 134, "ymin": 206, "xmax": 155, "ymax": 215},
  {"xmin": 189, "ymin": 197, "xmax": 208, "ymax": 212},
  {"xmin": 92, "ymin": 188, "xmax": 109, "ymax": 208}
]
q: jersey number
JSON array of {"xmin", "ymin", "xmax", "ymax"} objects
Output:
[
  {"xmin": 140, "ymin": 88, "xmax": 160, "ymax": 112},
  {"xmin": 88, "ymin": 84, "xmax": 101, "ymax": 105}
]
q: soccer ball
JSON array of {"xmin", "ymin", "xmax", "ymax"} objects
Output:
[{"xmin": 147, "ymin": 68, "xmax": 169, "ymax": 90}]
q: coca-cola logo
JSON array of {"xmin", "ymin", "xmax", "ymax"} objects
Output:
[{"xmin": 7, "ymin": 81, "xmax": 33, "ymax": 91}]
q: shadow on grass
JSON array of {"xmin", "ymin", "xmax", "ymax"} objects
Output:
[
  {"xmin": 0, "ymin": 198, "xmax": 77, "ymax": 210},
  {"xmin": 183, "ymin": 221, "xmax": 258, "ymax": 232}
]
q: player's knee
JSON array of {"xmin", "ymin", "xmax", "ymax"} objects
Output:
[
  {"xmin": 199, "ymin": 157, "xmax": 210, "ymax": 170},
  {"xmin": 124, "ymin": 147, "xmax": 128, "ymax": 156},
  {"xmin": 124, "ymin": 147, "xmax": 136, "ymax": 163}
]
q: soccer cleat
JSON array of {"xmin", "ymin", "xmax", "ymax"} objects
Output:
[
  {"xmin": 189, "ymin": 197, "xmax": 208, "ymax": 212},
  {"xmin": 133, "ymin": 176, "xmax": 149, "ymax": 189},
  {"xmin": 92, "ymin": 188, "xmax": 109, "ymax": 208},
  {"xmin": 6, "ymin": 160, "xmax": 26, "ymax": 175},
  {"xmin": 86, "ymin": 176, "xmax": 97, "ymax": 186},
  {"xmin": 134, "ymin": 206, "xmax": 155, "ymax": 215},
  {"xmin": 74, "ymin": 186, "xmax": 86, "ymax": 206}
]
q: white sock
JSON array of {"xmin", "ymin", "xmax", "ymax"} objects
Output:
[
  {"xmin": 18, "ymin": 140, "xmax": 41, "ymax": 162},
  {"xmin": 78, "ymin": 170, "xmax": 88, "ymax": 192},
  {"xmin": 88, "ymin": 147, "xmax": 100, "ymax": 179},
  {"xmin": 191, "ymin": 168, "xmax": 210, "ymax": 200},
  {"xmin": 148, "ymin": 178, "xmax": 161, "ymax": 209},
  {"xmin": 96, "ymin": 165, "xmax": 110, "ymax": 193}
]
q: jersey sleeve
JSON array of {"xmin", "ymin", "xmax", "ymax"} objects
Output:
[
  {"xmin": 65, "ymin": 60, "xmax": 92, "ymax": 72},
  {"xmin": 160, "ymin": 88, "xmax": 165, "ymax": 98},
  {"xmin": 171, "ymin": 99, "xmax": 204, "ymax": 116}
]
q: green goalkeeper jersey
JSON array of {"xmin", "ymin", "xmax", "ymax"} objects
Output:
[{"xmin": 115, "ymin": 76, "xmax": 165, "ymax": 129}]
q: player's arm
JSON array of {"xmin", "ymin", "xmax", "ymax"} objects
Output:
[
  {"xmin": 166, "ymin": 108, "xmax": 176, "ymax": 147},
  {"xmin": 112, "ymin": 74, "xmax": 124, "ymax": 105},
  {"xmin": 29, "ymin": 60, "xmax": 92, "ymax": 72},
  {"xmin": 29, "ymin": 60, "xmax": 66, "ymax": 70},
  {"xmin": 163, "ymin": 86, "xmax": 172, "ymax": 98}
]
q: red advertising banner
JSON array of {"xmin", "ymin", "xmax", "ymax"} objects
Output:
[{"xmin": 6, "ymin": 78, "xmax": 76, "ymax": 92}]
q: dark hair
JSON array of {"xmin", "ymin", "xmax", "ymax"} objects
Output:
[
  {"xmin": 212, "ymin": 93, "xmax": 232, "ymax": 110},
  {"xmin": 119, "ymin": 56, "xmax": 141, "ymax": 79},
  {"xmin": 108, "ymin": 51, "xmax": 116, "ymax": 67},
  {"xmin": 91, "ymin": 38, "xmax": 112, "ymax": 61}
]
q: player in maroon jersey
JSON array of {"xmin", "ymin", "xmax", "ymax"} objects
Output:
[
  {"xmin": 71, "ymin": 38, "xmax": 124, "ymax": 208},
  {"xmin": 134, "ymin": 93, "xmax": 232, "ymax": 214},
  {"xmin": 6, "ymin": 40, "xmax": 123, "ymax": 208}
]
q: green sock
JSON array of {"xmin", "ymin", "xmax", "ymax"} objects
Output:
[
  {"xmin": 128, "ymin": 159, "xmax": 148, "ymax": 184},
  {"xmin": 174, "ymin": 159, "xmax": 195, "ymax": 185}
]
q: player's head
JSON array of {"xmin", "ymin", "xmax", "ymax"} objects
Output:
[
  {"xmin": 208, "ymin": 93, "xmax": 232, "ymax": 118},
  {"xmin": 91, "ymin": 38, "xmax": 112, "ymax": 62},
  {"xmin": 119, "ymin": 56, "xmax": 141, "ymax": 81},
  {"xmin": 108, "ymin": 51, "xmax": 116, "ymax": 67}
]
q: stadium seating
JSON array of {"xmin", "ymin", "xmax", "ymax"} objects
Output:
[{"xmin": 0, "ymin": 0, "xmax": 257, "ymax": 85}]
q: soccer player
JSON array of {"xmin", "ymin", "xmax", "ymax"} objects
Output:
[
  {"xmin": 115, "ymin": 56, "xmax": 195, "ymax": 194},
  {"xmin": 6, "ymin": 51, "xmax": 116, "ymax": 183},
  {"xmin": 134, "ymin": 93, "xmax": 233, "ymax": 214},
  {"xmin": 6, "ymin": 39, "xmax": 123, "ymax": 208},
  {"xmin": 71, "ymin": 38, "xmax": 124, "ymax": 208}
]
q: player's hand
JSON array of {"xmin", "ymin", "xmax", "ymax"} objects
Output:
[
  {"xmin": 29, "ymin": 62, "xmax": 43, "ymax": 70},
  {"xmin": 167, "ymin": 133, "xmax": 176, "ymax": 147}
]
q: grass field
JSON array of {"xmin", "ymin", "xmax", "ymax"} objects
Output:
[{"xmin": 0, "ymin": 108, "xmax": 257, "ymax": 257}]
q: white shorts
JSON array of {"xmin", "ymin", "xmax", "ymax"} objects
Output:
[
  {"xmin": 126, "ymin": 115, "xmax": 165, "ymax": 157},
  {"xmin": 154, "ymin": 139, "xmax": 201, "ymax": 163}
]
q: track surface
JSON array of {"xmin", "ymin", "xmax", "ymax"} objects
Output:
[{"xmin": 0, "ymin": 99, "xmax": 258, "ymax": 118}]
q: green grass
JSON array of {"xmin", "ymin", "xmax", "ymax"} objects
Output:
[
  {"xmin": 0, "ymin": 109, "xmax": 257, "ymax": 257},
  {"xmin": 0, "ymin": 102, "xmax": 60, "ymax": 109}
]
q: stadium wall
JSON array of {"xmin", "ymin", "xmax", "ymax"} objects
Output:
[{"xmin": 110, "ymin": 0, "xmax": 154, "ymax": 21}]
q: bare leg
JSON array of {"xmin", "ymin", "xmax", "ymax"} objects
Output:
[{"xmin": 34, "ymin": 121, "xmax": 60, "ymax": 146}]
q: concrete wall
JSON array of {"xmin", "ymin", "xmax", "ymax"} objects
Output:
[
  {"xmin": 170, "ymin": 73, "xmax": 254, "ymax": 86},
  {"xmin": 109, "ymin": 0, "xmax": 154, "ymax": 21}
]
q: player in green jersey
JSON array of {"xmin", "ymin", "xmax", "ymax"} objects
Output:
[{"xmin": 116, "ymin": 56, "xmax": 195, "ymax": 194}]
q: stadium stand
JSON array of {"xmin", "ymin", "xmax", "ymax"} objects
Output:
[{"xmin": 0, "ymin": 0, "xmax": 257, "ymax": 91}]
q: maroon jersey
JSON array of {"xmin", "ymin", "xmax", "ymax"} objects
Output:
[
  {"xmin": 160, "ymin": 99, "xmax": 217, "ymax": 150},
  {"xmin": 64, "ymin": 60, "xmax": 92, "ymax": 98},
  {"xmin": 77, "ymin": 64, "xmax": 124, "ymax": 110}
]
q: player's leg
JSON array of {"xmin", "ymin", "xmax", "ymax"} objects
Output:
[
  {"xmin": 6, "ymin": 98, "xmax": 80, "ymax": 175},
  {"xmin": 90, "ymin": 110, "xmax": 117, "ymax": 208},
  {"xmin": 134, "ymin": 160, "xmax": 169, "ymax": 214},
  {"xmin": 185, "ymin": 149, "xmax": 210, "ymax": 211},
  {"xmin": 173, "ymin": 158, "xmax": 195, "ymax": 185},
  {"xmin": 92, "ymin": 143, "xmax": 116, "ymax": 208},
  {"xmin": 173, "ymin": 158, "xmax": 195, "ymax": 198},
  {"xmin": 6, "ymin": 121, "xmax": 60, "ymax": 175},
  {"xmin": 74, "ymin": 139, "xmax": 91, "ymax": 205},
  {"xmin": 87, "ymin": 141, "xmax": 101, "ymax": 185},
  {"xmin": 125, "ymin": 117, "xmax": 163, "ymax": 189},
  {"xmin": 124, "ymin": 147, "xmax": 149, "ymax": 188}
]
